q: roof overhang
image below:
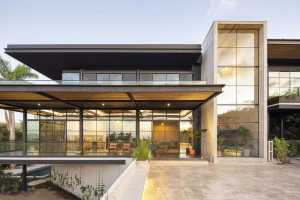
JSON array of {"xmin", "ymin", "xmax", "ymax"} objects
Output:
[
  {"xmin": 268, "ymin": 39, "xmax": 300, "ymax": 66},
  {"xmin": 0, "ymin": 82, "xmax": 224, "ymax": 110},
  {"xmin": 268, "ymin": 96, "xmax": 300, "ymax": 111},
  {"xmin": 5, "ymin": 44, "xmax": 202, "ymax": 80}
]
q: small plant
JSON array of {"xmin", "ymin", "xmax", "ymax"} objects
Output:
[
  {"xmin": 273, "ymin": 137, "xmax": 289, "ymax": 164},
  {"xmin": 133, "ymin": 140, "xmax": 151, "ymax": 161},
  {"xmin": 0, "ymin": 165, "xmax": 21, "ymax": 194},
  {"xmin": 288, "ymin": 142, "xmax": 298, "ymax": 157}
]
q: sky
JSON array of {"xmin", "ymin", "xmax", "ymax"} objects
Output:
[{"xmin": 0, "ymin": 0, "xmax": 300, "ymax": 122}]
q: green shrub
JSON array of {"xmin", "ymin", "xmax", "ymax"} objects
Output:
[
  {"xmin": 273, "ymin": 137, "xmax": 289, "ymax": 164},
  {"xmin": 288, "ymin": 142, "xmax": 298, "ymax": 157},
  {"xmin": 133, "ymin": 140, "xmax": 151, "ymax": 161},
  {"xmin": 0, "ymin": 166, "xmax": 21, "ymax": 194}
]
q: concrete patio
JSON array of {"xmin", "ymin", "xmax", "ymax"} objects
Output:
[{"xmin": 142, "ymin": 159, "xmax": 300, "ymax": 200}]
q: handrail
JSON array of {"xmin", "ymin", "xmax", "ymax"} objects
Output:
[{"xmin": 0, "ymin": 80, "xmax": 208, "ymax": 86}]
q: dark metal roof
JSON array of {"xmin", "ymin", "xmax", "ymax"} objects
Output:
[
  {"xmin": 268, "ymin": 39, "xmax": 300, "ymax": 66},
  {"xmin": 5, "ymin": 44, "xmax": 202, "ymax": 80}
]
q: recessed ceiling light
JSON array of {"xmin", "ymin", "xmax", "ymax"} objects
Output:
[
  {"xmin": 101, "ymin": 103, "xmax": 105, "ymax": 107},
  {"xmin": 37, "ymin": 103, "xmax": 41, "ymax": 106},
  {"xmin": 167, "ymin": 103, "xmax": 170, "ymax": 107}
]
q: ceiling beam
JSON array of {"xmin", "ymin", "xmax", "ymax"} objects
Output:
[{"xmin": 36, "ymin": 92, "xmax": 81, "ymax": 109}]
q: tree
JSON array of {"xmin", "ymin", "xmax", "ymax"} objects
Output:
[{"xmin": 0, "ymin": 56, "xmax": 38, "ymax": 143}]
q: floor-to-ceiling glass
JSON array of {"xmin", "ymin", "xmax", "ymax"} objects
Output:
[
  {"xmin": 140, "ymin": 110, "xmax": 193, "ymax": 159},
  {"xmin": 217, "ymin": 29, "xmax": 259, "ymax": 157}
]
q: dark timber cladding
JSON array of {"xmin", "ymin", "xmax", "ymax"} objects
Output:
[
  {"xmin": 268, "ymin": 39, "xmax": 300, "ymax": 66},
  {"xmin": 5, "ymin": 44, "xmax": 202, "ymax": 80},
  {"xmin": 0, "ymin": 83, "xmax": 224, "ymax": 109}
]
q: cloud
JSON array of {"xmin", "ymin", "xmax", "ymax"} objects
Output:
[{"xmin": 206, "ymin": 0, "xmax": 240, "ymax": 17}]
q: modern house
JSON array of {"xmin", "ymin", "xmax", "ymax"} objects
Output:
[{"xmin": 4, "ymin": 20, "xmax": 295, "ymax": 195}]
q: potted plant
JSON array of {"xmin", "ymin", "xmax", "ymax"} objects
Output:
[
  {"xmin": 238, "ymin": 126, "xmax": 251, "ymax": 157},
  {"xmin": 217, "ymin": 137, "xmax": 225, "ymax": 156}
]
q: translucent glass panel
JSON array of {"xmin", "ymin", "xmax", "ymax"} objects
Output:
[
  {"xmin": 140, "ymin": 121, "xmax": 152, "ymax": 140},
  {"xmin": 268, "ymin": 71, "xmax": 300, "ymax": 97},
  {"xmin": 62, "ymin": 72, "xmax": 80, "ymax": 81},
  {"xmin": 218, "ymin": 30, "xmax": 258, "ymax": 47},
  {"xmin": 218, "ymin": 30, "xmax": 259, "ymax": 67},
  {"xmin": 97, "ymin": 73, "xmax": 122, "ymax": 81},
  {"xmin": 217, "ymin": 29, "xmax": 259, "ymax": 157}
]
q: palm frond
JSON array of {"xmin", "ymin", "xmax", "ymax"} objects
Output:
[
  {"xmin": 0, "ymin": 57, "xmax": 13, "ymax": 80},
  {"xmin": 13, "ymin": 65, "xmax": 38, "ymax": 80}
]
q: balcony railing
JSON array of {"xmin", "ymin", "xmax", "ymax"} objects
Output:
[
  {"xmin": 0, "ymin": 141, "xmax": 134, "ymax": 157},
  {"xmin": 0, "ymin": 80, "xmax": 207, "ymax": 86}
]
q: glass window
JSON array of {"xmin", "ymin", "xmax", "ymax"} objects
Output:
[
  {"xmin": 237, "ymin": 48, "xmax": 258, "ymax": 66},
  {"xmin": 97, "ymin": 120, "xmax": 109, "ymax": 132},
  {"xmin": 217, "ymin": 67, "xmax": 236, "ymax": 85},
  {"xmin": 62, "ymin": 72, "xmax": 80, "ymax": 81},
  {"xmin": 153, "ymin": 110, "xmax": 166, "ymax": 120},
  {"xmin": 291, "ymin": 78, "xmax": 300, "ymax": 87},
  {"xmin": 280, "ymin": 88, "xmax": 290, "ymax": 95},
  {"xmin": 218, "ymin": 48, "xmax": 236, "ymax": 66},
  {"xmin": 166, "ymin": 74, "xmax": 179, "ymax": 81},
  {"xmin": 140, "ymin": 110, "xmax": 152, "ymax": 120},
  {"xmin": 109, "ymin": 74, "xmax": 122, "ymax": 81},
  {"xmin": 123, "ymin": 73, "xmax": 136, "ymax": 81},
  {"xmin": 290, "ymin": 72, "xmax": 300, "ymax": 77},
  {"xmin": 279, "ymin": 72, "xmax": 290, "ymax": 77},
  {"xmin": 139, "ymin": 73, "xmax": 153, "ymax": 81},
  {"xmin": 180, "ymin": 73, "xmax": 193, "ymax": 81},
  {"xmin": 153, "ymin": 74, "xmax": 167, "ymax": 81},
  {"xmin": 269, "ymin": 77, "xmax": 279, "ymax": 88},
  {"xmin": 110, "ymin": 120, "xmax": 123, "ymax": 133},
  {"xmin": 218, "ymin": 30, "xmax": 236, "ymax": 47},
  {"xmin": 67, "ymin": 121, "xmax": 79, "ymax": 142},
  {"xmin": 27, "ymin": 121, "xmax": 39, "ymax": 141},
  {"xmin": 237, "ymin": 86, "xmax": 258, "ymax": 104},
  {"xmin": 140, "ymin": 121, "xmax": 152, "ymax": 140},
  {"xmin": 237, "ymin": 30, "xmax": 258, "ymax": 47},
  {"xmin": 237, "ymin": 68, "xmax": 258, "ymax": 85},
  {"xmin": 166, "ymin": 110, "xmax": 180, "ymax": 120},
  {"xmin": 269, "ymin": 88, "xmax": 280, "ymax": 97},
  {"xmin": 217, "ymin": 86, "xmax": 236, "ymax": 104},
  {"xmin": 97, "ymin": 73, "xmax": 109, "ymax": 81},
  {"xmin": 83, "ymin": 73, "xmax": 96, "ymax": 81},
  {"xmin": 180, "ymin": 110, "xmax": 193, "ymax": 121},
  {"xmin": 279, "ymin": 78, "xmax": 290, "ymax": 87},
  {"xmin": 269, "ymin": 72, "xmax": 279, "ymax": 77}
]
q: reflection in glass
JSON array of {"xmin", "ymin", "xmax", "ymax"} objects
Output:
[
  {"xmin": 153, "ymin": 74, "xmax": 167, "ymax": 81},
  {"xmin": 237, "ymin": 48, "xmax": 258, "ymax": 66},
  {"xmin": 217, "ymin": 67, "xmax": 236, "ymax": 85},
  {"xmin": 269, "ymin": 88, "xmax": 280, "ymax": 97},
  {"xmin": 218, "ymin": 48, "xmax": 236, "ymax": 66},
  {"xmin": 279, "ymin": 78, "xmax": 290, "ymax": 87},
  {"xmin": 167, "ymin": 74, "xmax": 179, "ymax": 81},
  {"xmin": 218, "ymin": 30, "xmax": 236, "ymax": 47},
  {"xmin": 269, "ymin": 72, "xmax": 279, "ymax": 77},
  {"xmin": 237, "ymin": 68, "xmax": 258, "ymax": 85},
  {"xmin": 237, "ymin": 86, "xmax": 258, "ymax": 104},
  {"xmin": 269, "ymin": 77, "xmax": 279, "ymax": 88},
  {"xmin": 237, "ymin": 30, "xmax": 258, "ymax": 47},
  {"xmin": 217, "ymin": 86, "xmax": 236, "ymax": 104},
  {"xmin": 218, "ymin": 122, "xmax": 258, "ymax": 157},
  {"xmin": 140, "ymin": 121, "xmax": 152, "ymax": 140}
]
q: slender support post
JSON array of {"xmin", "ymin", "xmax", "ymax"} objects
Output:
[
  {"xmin": 280, "ymin": 115, "xmax": 284, "ymax": 138},
  {"xmin": 21, "ymin": 164, "xmax": 28, "ymax": 192},
  {"xmin": 23, "ymin": 110, "xmax": 27, "ymax": 156},
  {"xmin": 136, "ymin": 109, "xmax": 140, "ymax": 146},
  {"xmin": 80, "ymin": 109, "xmax": 84, "ymax": 155}
]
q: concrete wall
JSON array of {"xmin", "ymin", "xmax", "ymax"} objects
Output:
[
  {"xmin": 201, "ymin": 23, "xmax": 218, "ymax": 162},
  {"xmin": 201, "ymin": 21, "xmax": 268, "ymax": 161},
  {"xmin": 258, "ymin": 22, "xmax": 268, "ymax": 159},
  {"xmin": 51, "ymin": 158, "xmax": 133, "ymax": 199}
]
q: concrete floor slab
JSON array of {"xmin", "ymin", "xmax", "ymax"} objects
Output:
[{"xmin": 143, "ymin": 159, "xmax": 300, "ymax": 200}]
